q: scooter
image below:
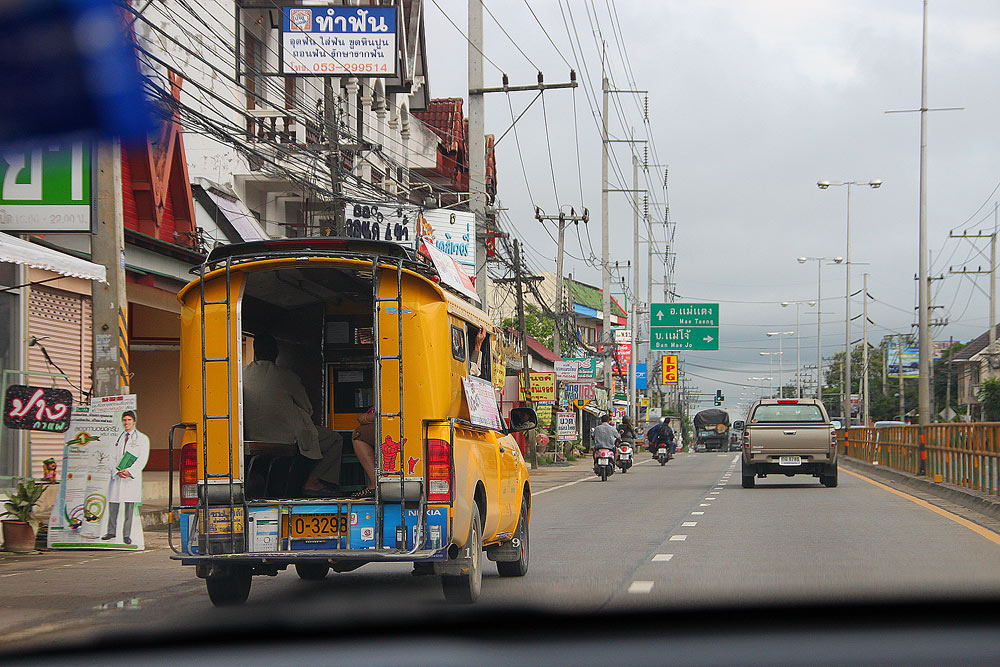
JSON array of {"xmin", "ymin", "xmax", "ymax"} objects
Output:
[
  {"xmin": 594, "ymin": 447, "xmax": 616, "ymax": 482},
  {"xmin": 617, "ymin": 442, "xmax": 633, "ymax": 473},
  {"xmin": 656, "ymin": 445, "xmax": 670, "ymax": 466}
]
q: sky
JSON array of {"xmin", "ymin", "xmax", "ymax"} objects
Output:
[{"xmin": 423, "ymin": 0, "xmax": 1000, "ymax": 413}]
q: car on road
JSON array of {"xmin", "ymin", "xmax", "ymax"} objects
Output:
[{"xmin": 741, "ymin": 398, "xmax": 838, "ymax": 488}]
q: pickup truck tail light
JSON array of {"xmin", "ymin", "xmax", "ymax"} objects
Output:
[
  {"xmin": 742, "ymin": 430, "xmax": 750, "ymax": 448},
  {"xmin": 180, "ymin": 442, "xmax": 198, "ymax": 506},
  {"xmin": 830, "ymin": 429, "xmax": 837, "ymax": 448},
  {"xmin": 427, "ymin": 439, "xmax": 453, "ymax": 503}
]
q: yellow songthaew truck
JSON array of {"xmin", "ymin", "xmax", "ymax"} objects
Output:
[{"xmin": 168, "ymin": 238, "xmax": 536, "ymax": 605}]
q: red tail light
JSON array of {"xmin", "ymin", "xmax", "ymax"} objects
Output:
[
  {"xmin": 427, "ymin": 439, "xmax": 452, "ymax": 503},
  {"xmin": 777, "ymin": 400, "xmax": 798, "ymax": 404},
  {"xmin": 743, "ymin": 430, "xmax": 750, "ymax": 449},
  {"xmin": 180, "ymin": 442, "xmax": 198, "ymax": 506}
]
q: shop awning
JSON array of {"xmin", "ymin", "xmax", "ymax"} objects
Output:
[
  {"xmin": 582, "ymin": 404, "xmax": 603, "ymax": 416},
  {"xmin": 192, "ymin": 182, "xmax": 269, "ymax": 243},
  {"xmin": 0, "ymin": 234, "xmax": 107, "ymax": 283}
]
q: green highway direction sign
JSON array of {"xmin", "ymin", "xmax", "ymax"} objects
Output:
[
  {"xmin": 650, "ymin": 303, "xmax": 720, "ymax": 351},
  {"xmin": 650, "ymin": 326, "xmax": 719, "ymax": 351},
  {"xmin": 651, "ymin": 303, "xmax": 718, "ymax": 327}
]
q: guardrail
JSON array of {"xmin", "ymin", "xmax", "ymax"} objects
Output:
[{"xmin": 842, "ymin": 424, "xmax": 1000, "ymax": 496}]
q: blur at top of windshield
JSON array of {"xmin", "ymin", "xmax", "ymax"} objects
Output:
[{"xmin": 3, "ymin": 0, "xmax": 1000, "ymax": 658}]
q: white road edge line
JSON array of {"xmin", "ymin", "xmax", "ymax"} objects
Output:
[{"xmin": 531, "ymin": 476, "xmax": 592, "ymax": 497}]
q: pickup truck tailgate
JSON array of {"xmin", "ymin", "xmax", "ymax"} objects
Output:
[{"xmin": 748, "ymin": 424, "xmax": 830, "ymax": 455}]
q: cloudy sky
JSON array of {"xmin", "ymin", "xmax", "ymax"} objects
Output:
[{"xmin": 423, "ymin": 1, "xmax": 1000, "ymax": 411}]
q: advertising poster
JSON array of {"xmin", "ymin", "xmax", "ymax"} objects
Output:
[
  {"xmin": 887, "ymin": 340, "xmax": 919, "ymax": 378},
  {"xmin": 554, "ymin": 360, "xmax": 578, "ymax": 382},
  {"xmin": 462, "ymin": 376, "xmax": 503, "ymax": 430},
  {"xmin": 556, "ymin": 411, "xmax": 576, "ymax": 441},
  {"xmin": 567, "ymin": 357, "xmax": 597, "ymax": 380},
  {"xmin": 48, "ymin": 396, "xmax": 148, "ymax": 550},
  {"xmin": 282, "ymin": 6, "xmax": 397, "ymax": 76},
  {"xmin": 518, "ymin": 372, "xmax": 556, "ymax": 402},
  {"xmin": 419, "ymin": 209, "xmax": 476, "ymax": 277}
]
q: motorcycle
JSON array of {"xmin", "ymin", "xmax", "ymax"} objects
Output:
[
  {"xmin": 594, "ymin": 447, "xmax": 616, "ymax": 482},
  {"xmin": 617, "ymin": 442, "xmax": 633, "ymax": 473},
  {"xmin": 656, "ymin": 445, "xmax": 670, "ymax": 466}
]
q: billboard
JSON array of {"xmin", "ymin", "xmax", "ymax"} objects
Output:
[
  {"xmin": 0, "ymin": 143, "xmax": 93, "ymax": 233},
  {"xmin": 282, "ymin": 6, "xmax": 397, "ymax": 76},
  {"xmin": 887, "ymin": 340, "xmax": 919, "ymax": 378},
  {"xmin": 419, "ymin": 209, "xmax": 475, "ymax": 277}
]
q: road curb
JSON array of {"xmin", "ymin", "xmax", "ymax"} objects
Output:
[{"xmin": 842, "ymin": 456, "xmax": 1000, "ymax": 521}]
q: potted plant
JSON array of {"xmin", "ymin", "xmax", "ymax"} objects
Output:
[{"xmin": 2, "ymin": 478, "xmax": 45, "ymax": 553}]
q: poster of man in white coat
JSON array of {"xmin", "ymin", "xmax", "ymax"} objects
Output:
[{"xmin": 100, "ymin": 409, "xmax": 149, "ymax": 548}]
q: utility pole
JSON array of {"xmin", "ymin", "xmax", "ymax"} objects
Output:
[
  {"xmin": 323, "ymin": 76, "xmax": 343, "ymax": 236},
  {"xmin": 863, "ymin": 273, "xmax": 870, "ymax": 426},
  {"xmin": 631, "ymin": 152, "xmax": 640, "ymax": 425},
  {"xmin": 92, "ymin": 141, "xmax": 128, "ymax": 398},
  {"xmin": 949, "ymin": 221, "xmax": 997, "ymax": 356},
  {"xmin": 898, "ymin": 334, "xmax": 906, "ymax": 422},
  {"xmin": 511, "ymin": 240, "xmax": 537, "ymax": 469},
  {"xmin": 535, "ymin": 207, "xmax": 588, "ymax": 357}
]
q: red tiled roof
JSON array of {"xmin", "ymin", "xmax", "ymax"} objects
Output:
[
  {"xmin": 413, "ymin": 98, "xmax": 464, "ymax": 153},
  {"xmin": 526, "ymin": 335, "xmax": 561, "ymax": 363}
]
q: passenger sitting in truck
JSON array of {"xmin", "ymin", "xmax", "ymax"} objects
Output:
[
  {"xmin": 350, "ymin": 407, "xmax": 377, "ymax": 500},
  {"xmin": 243, "ymin": 334, "xmax": 344, "ymax": 497},
  {"xmin": 468, "ymin": 326, "xmax": 487, "ymax": 377}
]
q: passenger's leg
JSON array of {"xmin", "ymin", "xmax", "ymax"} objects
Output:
[
  {"xmin": 352, "ymin": 436, "xmax": 376, "ymax": 489},
  {"xmin": 303, "ymin": 428, "xmax": 344, "ymax": 491}
]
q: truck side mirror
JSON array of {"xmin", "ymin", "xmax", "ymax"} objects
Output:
[
  {"xmin": 507, "ymin": 407, "xmax": 537, "ymax": 433},
  {"xmin": 733, "ymin": 420, "xmax": 745, "ymax": 430}
]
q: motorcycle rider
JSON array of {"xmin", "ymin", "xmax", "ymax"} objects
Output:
[
  {"xmin": 592, "ymin": 414, "xmax": 621, "ymax": 467},
  {"xmin": 618, "ymin": 416, "xmax": 637, "ymax": 445},
  {"xmin": 647, "ymin": 417, "xmax": 675, "ymax": 456}
]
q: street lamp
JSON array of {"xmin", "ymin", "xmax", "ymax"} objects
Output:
[
  {"xmin": 817, "ymin": 179, "xmax": 881, "ymax": 425},
  {"xmin": 796, "ymin": 256, "xmax": 843, "ymax": 401},
  {"xmin": 781, "ymin": 301, "xmax": 816, "ymax": 398},
  {"xmin": 748, "ymin": 376, "xmax": 773, "ymax": 399},
  {"xmin": 759, "ymin": 352, "xmax": 780, "ymax": 397},
  {"xmin": 766, "ymin": 331, "xmax": 795, "ymax": 398}
]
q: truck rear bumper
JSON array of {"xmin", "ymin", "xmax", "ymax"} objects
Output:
[{"xmin": 747, "ymin": 460, "xmax": 835, "ymax": 476}]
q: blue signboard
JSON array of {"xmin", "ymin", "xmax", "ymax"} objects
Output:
[
  {"xmin": 637, "ymin": 363, "xmax": 647, "ymax": 390},
  {"xmin": 282, "ymin": 6, "xmax": 397, "ymax": 76}
]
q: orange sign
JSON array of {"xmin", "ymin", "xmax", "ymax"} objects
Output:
[{"xmin": 662, "ymin": 355, "xmax": 678, "ymax": 385}]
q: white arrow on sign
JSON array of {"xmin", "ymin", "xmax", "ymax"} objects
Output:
[
  {"xmin": 703, "ymin": 335, "xmax": 714, "ymax": 343},
  {"xmin": 656, "ymin": 312, "xmax": 664, "ymax": 321}
]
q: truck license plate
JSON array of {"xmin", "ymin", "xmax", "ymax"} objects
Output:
[
  {"xmin": 779, "ymin": 456, "xmax": 801, "ymax": 466},
  {"xmin": 290, "ymin": 513, "xmax": 347, "ymax": 539}
]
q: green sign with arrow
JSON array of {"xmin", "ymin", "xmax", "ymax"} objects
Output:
[
  {"xmin": 650, "ymin": 326, "xmax": 719, "ymax": 351},
  {"xmin": 651, "ymin": 303, "xmax": 719, "ymax": 327}
]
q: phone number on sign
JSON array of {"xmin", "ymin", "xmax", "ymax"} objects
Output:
[{"xmin": 310, "ymin": 62, "xmax": 390, "ymax": 73}]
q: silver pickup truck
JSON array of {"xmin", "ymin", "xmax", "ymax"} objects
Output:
[{"xmin": 741, "ymin": 399, "xmax": 838, "ymax": 488}]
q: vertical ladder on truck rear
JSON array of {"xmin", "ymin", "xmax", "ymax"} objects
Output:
[
  {"xmin": 198, "ymin": 258, "xmax": 237, "ymax": 555},
  {"xmin": 371, "ymin": 256, "xmax": 424, "ymax": 552}
]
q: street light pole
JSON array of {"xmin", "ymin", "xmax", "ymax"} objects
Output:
[
  {"xmin": 782, "ymin": 302, "xmax": 816, "ymax": 398},
  {"xmin": 817, "ymin": 179, "xmax": 881, "ymax": 424},
  {"xmin": 767, "ymin": 331, "xmax": 794, "ymax": 398},
  {"xmin": 798, "ymin": 256, "xmax": 843, "ymax": 402}
]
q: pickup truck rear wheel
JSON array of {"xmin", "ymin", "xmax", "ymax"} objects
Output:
[
  {"xmin": 497, "ymin": 494, "xmax": 529, "ymax": 577},
  {"xmin": 741, "ymin": 461, "xmax": 756, "ymax": 488},
  {"xmin": 821, "ymin": 465, "xmax": 839, "ymax": 488},
  {"xmin": 442, "ymin": 510, "xmax": 483, "ymax": 604}
]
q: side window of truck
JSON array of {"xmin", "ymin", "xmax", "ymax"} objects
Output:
[{"xmin": 451, "ymin": 325, "xmax": 466, "ymax": 362}]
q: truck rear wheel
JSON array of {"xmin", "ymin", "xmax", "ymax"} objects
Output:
[
  {"xmin": 821, "ymin": 465, "xmax": 839, "ymax": 488},
  {"xmin": 295, "ymin": 562, "xmax": 330, "ymax": 580},
  {"xmin": 442, "ymin": 510, "xmax": 483, "ymax": 603},
  {"xmin": 741, "ymin": 461, "xmax": 756, "ymax": 488},
  {"xmin": 497, "ymin": 494, "xmax": 529, "ymax": 577},
  {"xmin": 205, "ymin": 566, "xmax": 252, "ymax": 606}
]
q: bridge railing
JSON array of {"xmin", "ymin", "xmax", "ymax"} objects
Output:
[{"xmin": 843, "ymin": 424, "xmax": 1000, "ymax": 496}]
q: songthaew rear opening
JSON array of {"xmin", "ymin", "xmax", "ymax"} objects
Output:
[{"xmin": 240, "ymin": 264, "xmax": 377, "ymax": 501}]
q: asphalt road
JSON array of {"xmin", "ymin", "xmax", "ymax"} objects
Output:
[{"xmin": 4, "ymin": 451, "xmax": 1000, "ymax": 653}]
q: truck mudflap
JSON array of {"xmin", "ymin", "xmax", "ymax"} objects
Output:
[{"xmin": 175, "ymin": 502, "xmax": 450, "ymax": 559}]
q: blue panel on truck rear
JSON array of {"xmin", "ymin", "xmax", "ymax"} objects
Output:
[
  {"xmin": 350, "ymin": 504, "xmax": 377, "ymax": 549},
  {"xmin": 382, "ymin": 504, "xmax": 449, "ymax": 551}
]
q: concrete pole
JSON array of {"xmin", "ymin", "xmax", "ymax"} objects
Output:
[
  {"xmin": 92, "ymin": 141, "xmax": 128, "ymax": 397},
  {"xmin": 863, "ymin": 273, "xmax": 870, "ymax": 426},
  {"xmin": 601, "ymin": 70, "xmax": 612, "ymax": 393},
  {"xmin": 514, "ymin": 240, "xmax": 537, "ymax": 470},
  {"xmin": 553, "ymin": 214, "xmax": 565, "ymax": 358},
  {"xmin": 468, "ymin": 0, "xmax": 489, "ymax": 308},
  {"xmin": 631, "ymin": 153, "xmax": 639, "ymax": 424},
  {"xmin": 647, "ymin": 208, "xmax": 653, "ymax": 408},
  {"xmin": 917, "ymin": 0, "xmax": 931, "ymax": 428},
  {"xmin": 991, "ymin": 203, "xmax": 997, "ymax": 353},
  {"xmin": 796, "ymin": 305, "xmax": 802, "ymax": 398},
  {"xmin": 817, "ymin": 260, "xmax": 823, "ymax": 400},
  {"xmin": 844, "ymin": 184, "xmax": 852, "ymax": 426}
]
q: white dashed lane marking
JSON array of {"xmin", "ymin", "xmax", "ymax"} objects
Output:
[
  {"xmin": 652, "ymin": 554, "xmax": 674, "ymax": 562},
  {"xmin": 691, "ymin": 511, "xmax": 704, "ymax": 515},
  {"xmin": 629, "ymin": 580, "xmax": 655, "ymax": 594},
  {"xmin": 669, "ymin": 535, "xmax": 688, "ymax": 541},
  {"xmin": 682, "ymin": 521, "xmax": 698, "ymax": 527}
]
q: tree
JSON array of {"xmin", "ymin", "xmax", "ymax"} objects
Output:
[
  {"xmin": 501, "ymin": 304, "xmax": 555, "ymax": 352},
  {"xmin": 978, "ymin": 378, "xmax": 1000, "ymax": 421}
]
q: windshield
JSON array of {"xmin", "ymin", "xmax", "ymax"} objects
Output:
[
  {"xmin": 6, "ymin": 0, "xmax": 1000, "ymax": 660},
  {"xmin": 751, "ymin": 405, "xmax": 826, "ymax": 423}
]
